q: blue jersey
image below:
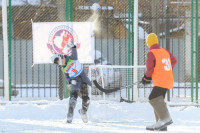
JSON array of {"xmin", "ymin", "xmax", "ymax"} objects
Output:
[{"xmin": 62, "ymin": 59, "xmax": 83, "ymax": 78}]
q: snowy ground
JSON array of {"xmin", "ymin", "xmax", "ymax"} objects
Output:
[{"xmin": 0, "ymin": 98, "xmax": 200, "ymax": 133}]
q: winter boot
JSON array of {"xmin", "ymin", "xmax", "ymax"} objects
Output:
[
  {"xmin": 146, "ymin": 110, "xmax": 167, "ymax": 131},
  {"xmin": 66, "ymin": 97, "xmax": 77, "ymax": 123},
  {"xmin": 79, "ymin": 96, "xmax": 90, "ymax": 123},
  {"xmin": 149, "ymin": 96, "xmax": 173, "ymax": 130},
  {"xmin": 155, "ymin": 111, "xmax": 168, "ymax": 131},
  {"xmin": 146, "ymin": 111, "xmax": 158, "ymax": 131}
]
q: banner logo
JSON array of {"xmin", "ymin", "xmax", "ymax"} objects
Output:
[{"xmin": 47, "ymin": 25, "xmax": 80, "ymax": 55}]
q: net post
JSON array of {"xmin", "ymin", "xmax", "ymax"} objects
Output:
[
  {"xmin": 133, "ymin": 67, "xmax": 138, "ymax": 101},
  {"xmin": 88, "ymin": 65, "xmax": 92, "ymax": 102},
  {"xmin": 100, "ymin": 68, "xmax": 106, "ymax": 100}
]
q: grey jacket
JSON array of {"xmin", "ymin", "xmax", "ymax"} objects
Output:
[{"xmin": 63, "ymin": 47, "xmax": 92, "ymax": 87}]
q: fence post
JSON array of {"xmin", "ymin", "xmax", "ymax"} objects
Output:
[
  {"xmin": 165, "ymin": 1, "xmax": 171, "ymax": 102},
  {"xmin": 128, "ymin": 0, "xmax": 131, "ymax": 101},
  {"xmin": 133, "ymin": 0, "xmax": 138, "ymax": 101},
  {"xmin": 195, "ymin": 0, "xmax": 199, "ymax": 103},
  {"xmin": 8, "ymin": 0, "xmax": 12, "ymax": 101},
  {"xmin": 191, "ymin": 0, "xmax": 194, "ymax": 102},
  {"xmin": 2, "ymin": 0, "xmax": 9, "ymax": 101},
  {"xmin": 56, "ymin": 0, "xmax": 67, "ymax": 100},
  {"xmin": 65, "ymin": 0, "xmax": 69, "ymax": 98},
  {"xmin": 131, "ymin": 0, "xmax": 134, "ymax": 101},
  {"xmin": 70, "ymin": 0, "xmax": 73, "ymax": 21}
]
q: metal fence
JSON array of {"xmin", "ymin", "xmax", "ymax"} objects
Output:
[{"xmin": 0, "ymin": 0, "xmax": 199, "ymax": 102}]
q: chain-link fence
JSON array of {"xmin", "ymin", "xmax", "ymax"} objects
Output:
[{"xmin": 0, "ymin": 0, "xmax": 199, "ymax": 102}]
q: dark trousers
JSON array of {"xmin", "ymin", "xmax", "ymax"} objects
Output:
[
  {"xmin": 70, "ymin": 83, "xmax": 90, "ymax": 113},
  {"xmin": 149, "ymin": 86, "xmax": 168, "ymax": 100},
  {"xmin": 70, "ymin": 83, "xmax": 89, "ymax": 101}
]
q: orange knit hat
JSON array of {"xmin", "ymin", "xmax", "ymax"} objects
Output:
[{"xmin": 146, "ymin": 33, "xmax": 159, "ymax": 47}]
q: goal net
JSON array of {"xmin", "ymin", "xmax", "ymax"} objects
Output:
[{"xmin": 88, "ymin": 65, "xmax": 146, "ymax": 102}]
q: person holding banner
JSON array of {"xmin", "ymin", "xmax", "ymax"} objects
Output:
[{"xmin": 51, "ymin": 43, "xmax": 92, "ymax": 123}]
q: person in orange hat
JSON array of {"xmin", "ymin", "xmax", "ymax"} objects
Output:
[{"xmin": 141, "ymin": 33, "xmax": 177, "ymax": 131}]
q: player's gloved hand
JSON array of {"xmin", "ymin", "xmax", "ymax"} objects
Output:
[
  {"xmin": 141, "ymin": 75, "xmax": 152, "ymax": 85},
  {"xmin": 67, "ymin": 42, "xmax": 75, "ymax": 48},
  {"xmin": 71, "ymin": 80, "xmax": 77, "ymax": 85}
]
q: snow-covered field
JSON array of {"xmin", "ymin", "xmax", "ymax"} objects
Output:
[{"xmin": 0, "ymin": 98, "xmax": 200, "ymax": 133}]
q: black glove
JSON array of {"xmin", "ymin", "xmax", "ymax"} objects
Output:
[{"xmin": 141, "ymin": 75, "xmax": 152, "ymax": 85}]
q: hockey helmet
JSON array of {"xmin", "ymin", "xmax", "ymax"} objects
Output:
[{"xmin": 51, "ymin": 53, "xmax": 62, "ymax": 65}]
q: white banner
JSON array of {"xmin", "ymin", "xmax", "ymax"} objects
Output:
[{"xmin": 32, "ymin": 22, "xmax": 94, "ymax": 64}]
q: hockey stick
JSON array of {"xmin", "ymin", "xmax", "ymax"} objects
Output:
[{"xmin": 93, "ymin": 80, "xmax": 142, "ymax": 93}]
